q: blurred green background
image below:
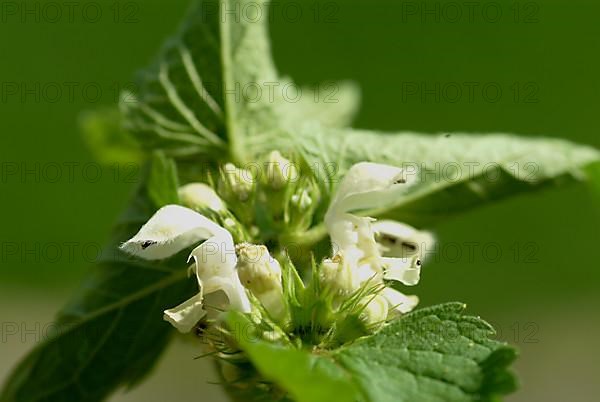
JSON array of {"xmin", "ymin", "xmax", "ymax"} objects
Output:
[{"xmin": 1, "ymin": 1, "xmax": 599, "ymax": 401}]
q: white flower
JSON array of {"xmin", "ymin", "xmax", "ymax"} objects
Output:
[
  {"xmin": 121, "ymin": 205, "xmax": 251, "ymax": 333},
  {"xmin": 325, "ymin": 162, "xmax": 413, "ymax": 266},
  {"xmin": 322, "ymin": 162, "xmax": 421, "ymax": 314},
  {"xmin": 374, "ymin": 220, "xmax": 435, "ymax": 261},
  {"xmin": 178, "ymin": 183, "xmax": 226, "ymax": 213},
  {"xmin": 324, "ymin": 162, "xmax": 418, "ymax": 280}
]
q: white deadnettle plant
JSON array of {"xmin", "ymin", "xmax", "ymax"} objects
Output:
[
  {"xmin": 322, "ymin": 162, "xmax": 427, "ymax": 315},
  {"xmin": 11, "ymin": 0, "xmax": 591, "ymax": 394},
  {"xmin": 120, "ymin": 159, "xmax": 431, "ymax": 334}
]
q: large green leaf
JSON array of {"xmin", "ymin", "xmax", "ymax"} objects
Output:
[
  {"xmin": 277, "ymin": 80, "xmax": 360, "ymax": 129},
  {"xmin": 0, "ymin": 165, "xmax": 193, "ymax": 402},
  {"xmin": 120, "ymin": 0, "xmax": 358, "ymax": 161},
  {"xmin": 228, "ymin": 330, "xmax": 362, "ymax": 402},
  {"xmin": 231, "ymin": 303, "xmax": 517, "ymax": 402},
  {"xmin": 288, "ymin": 126, "xmax": 600, "ymax": 226}
]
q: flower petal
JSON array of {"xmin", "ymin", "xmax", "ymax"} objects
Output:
[
  {"xmin": 120, "ymin": 205, "xmax": 226, "ymax": 260},
  {"xmin": 381, "ymin": 288, "xmax": 419, "ymax": 314},
  {"xmin": 328, "ymin": 218, "xmax": 360, "ymax": 253},
  {"xmin": 374, "ymin": 220, "xmax": 435, "ymax": 260},
  {"xmin": 189, "ymin": 237, "xmax": 252, "ymax": 314},
  {"xmin": 360, "ymin": 294, "xmax": 389, "ymax": 326},
  {"xmin": 327, "ymin": 162, "xmax": 413, "ymax": 216},
  {"xmin": 382, "ymin": 256, "xmax": 421, "ymax": 286},
  {"xmin": 163, "ymin": 293, "xmax": 206, "ymax": 333}
]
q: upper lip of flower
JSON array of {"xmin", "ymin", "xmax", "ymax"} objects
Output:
[
  {"xmin": 326, "ymin": 162, "xmax": 410, "ymax": 219},
  {"xmin": 120, "ymin": 204, "xmax": 228, "ymax": 260}
]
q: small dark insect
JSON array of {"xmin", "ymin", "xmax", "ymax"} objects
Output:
[
  {"xmin": 393, "ymin": 177, "xmax": 407, "ymax": 184},
  {"xmin": 141, "ymin": 240, "xmax": 156, "ymax": 249},
  {"xmin": 416, "ymin": 259, "xmax": 422, "ymax": 266}
]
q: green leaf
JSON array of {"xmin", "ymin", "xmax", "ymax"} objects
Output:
[
  {"xmin": 229, "ymin": 313, "xmax": 362, "ymax": 402},
  {"xmin": 147, "ymin": 151, "xmax": 180, "ymax": 207},
  {"xmin": 0, "ymin": 168, "xmax": 193, "ymax": 402},
  {"xmin": 334, "ymin": 303, "xmax": 518, "ymax": 402},
  {"xmin": 120, "ymin": 0, "xmax": 270, "ymax": 159},
  {"xmin": 231, "ymin": 303, "xmax": 517, "ymax": 402},
  {"xmin": 289, "ymin": 127, "xmax": 600, "ymax": 226},
  {"xmin": 277, "ymin": 80, "xmax": 360, "ymax": 129},
  {"xmin": 121, "ymin": 0, "xmax": 359, "ymax": 162}
]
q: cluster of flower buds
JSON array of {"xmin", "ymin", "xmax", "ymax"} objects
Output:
[{"xmin": 214, "ymin": 152, "xmax": 320, "ymax": 237}]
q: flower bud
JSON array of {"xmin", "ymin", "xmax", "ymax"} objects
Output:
[
  {"xmin": 178, "ymin": 183, "xmax": 226, "ymax": 213},
  {"xmin": 220, "ymin": 163, "xmax": 255, "ymax": 202},
  {"xmin": 236, "ymin": 243, "xmax": 285, "ymax": 320},
  {"xmin": 265, "ymin": 151, "xmax": 298, "ymax": 190},
  {"xmin": 236, "ymin": 244, "xmax": 282, "ymax": 293},
  {"xmin": 291, "ymin": 188, "xmax": 312, "ymax": 210}
]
